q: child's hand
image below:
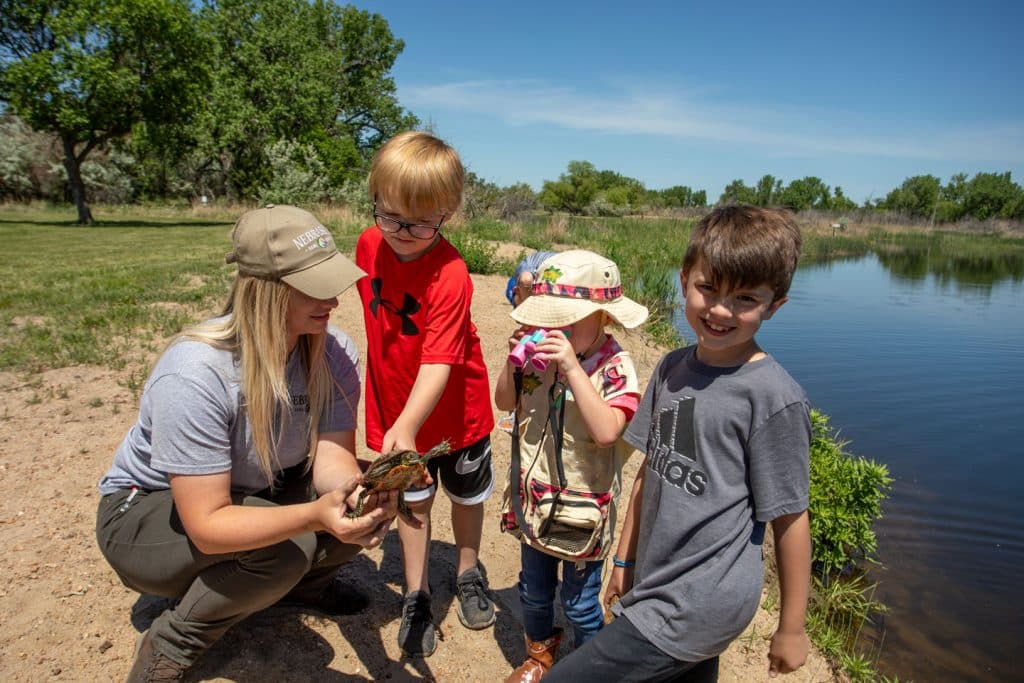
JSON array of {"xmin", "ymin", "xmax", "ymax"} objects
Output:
[
  {"xmin": 767, "ymin": 628, "xmax": 809, "ymax": 677},
  {"xmin": 605, "ymin": 565, "xmax": 633, "ymax": 606},
  {"xmin": 506, "ymin": 325, "xmax": 530, "ymax": 354},
  {"xmin": 534, "ymin": 329, "xmax": 580, "ymax": 374},
  {"xmin": 381, "ymin": 426, "xmax": 416, "ymax": 455}
]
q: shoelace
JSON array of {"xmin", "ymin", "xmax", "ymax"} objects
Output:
[
  {"xmin": 402, "ymin": 597, "xmax": 432, "ymax": 628},
  {"xmin": 458, "ymin": 577, "xmax": 488, "ymax": 609}
]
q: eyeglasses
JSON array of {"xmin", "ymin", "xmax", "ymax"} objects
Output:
[{"xmin": 373, "ymin": 203, "xmax": 446, "ymax": 240}]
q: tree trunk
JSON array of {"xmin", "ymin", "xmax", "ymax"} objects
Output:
[{"xmin": 61, "ymin": 135, "xmax": 93, "ymax": 225}]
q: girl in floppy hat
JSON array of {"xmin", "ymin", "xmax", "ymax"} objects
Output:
[
  {"xmin": 494, "ymin": 249, "xmax": 648, "ymax": 682},
  {"xmin": 96, "ymin": 205, "xmax": 403, "ymax": 682}
]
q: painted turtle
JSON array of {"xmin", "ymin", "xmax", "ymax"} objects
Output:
[{"xmin": 347, "ymin": 440, "xmax": 451, "ymax": 523}]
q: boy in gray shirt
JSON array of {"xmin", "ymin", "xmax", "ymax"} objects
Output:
[{"xmin": 546, "ymin": 205, "xmax": 812, "ymax": 682}]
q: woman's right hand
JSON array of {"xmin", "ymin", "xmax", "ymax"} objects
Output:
[{"xmin": 314, "ymin": 475, "xmax": 398, "ymax": 548}]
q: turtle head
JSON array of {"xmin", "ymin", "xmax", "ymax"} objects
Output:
[{"xmin": 419, "ymin": 439, "xmax": 452, "ymax": 463}]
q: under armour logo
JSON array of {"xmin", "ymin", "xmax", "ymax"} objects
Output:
[{"xmin": 369, "ymin": 278, "xmax": 421, "ymax": 335}]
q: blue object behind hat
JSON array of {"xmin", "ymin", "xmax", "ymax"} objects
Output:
[{"xmin": 506, "ymin": 251, "xmax": 557, "ymax": 305}]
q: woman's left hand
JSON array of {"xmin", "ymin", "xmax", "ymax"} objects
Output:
[{"xmin": 315, "ymin": 475, "xmax": 398, "ymax": 548}]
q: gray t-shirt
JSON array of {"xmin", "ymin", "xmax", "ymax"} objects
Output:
[
  {"xmin": 616, "ymin": 345, "xmax": 810, "ymax": 661},
  {"xmin": 98, "ymin": 325, "xmax": 360, "ymax": 495}
]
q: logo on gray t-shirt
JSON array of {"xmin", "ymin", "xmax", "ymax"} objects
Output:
[{"xmin": 648, "ymin": 398, "xmax": 708, "ymax": 496}]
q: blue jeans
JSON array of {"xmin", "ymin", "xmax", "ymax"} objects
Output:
[{"xmin": 518, "ymin": 543, "xmax": 605, "ymax": 646}]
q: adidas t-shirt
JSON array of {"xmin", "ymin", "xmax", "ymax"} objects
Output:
[{"xmin": 615, "ymin": 345, "xmax": 810, "ymax": 661}]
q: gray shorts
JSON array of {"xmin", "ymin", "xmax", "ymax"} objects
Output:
[{"xmin": 404, "ymin": 436, "xmax": 494, "ymax": 505}]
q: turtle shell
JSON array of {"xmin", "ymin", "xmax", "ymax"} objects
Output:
[{"xmin": 362, "ymin": 440, "xmax": 452, "ymax": 491}]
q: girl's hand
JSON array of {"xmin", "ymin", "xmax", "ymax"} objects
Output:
[
  {"xmin": 534, "ymin": 329, "xmax": 580, "ymax": 374},
  {"xmin": 506, "ymin": 325, "xmax": 530, "ymax": 354},
  {"xmin": 314, "ymin": 475, "xmax": 397, "ymax": 548}
]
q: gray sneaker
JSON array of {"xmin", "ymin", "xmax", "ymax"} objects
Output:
[
  {"xmin": 455, "ymin": 567, "xmax": 496, "ymax": 629},
  {"xmin": 398, "ymin": 590, "xmax": 437, "ymax": 658}
]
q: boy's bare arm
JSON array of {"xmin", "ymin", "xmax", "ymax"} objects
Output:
[
  {"xmin": 382, "ymin": 363, "xmax": 451, "ymax": 453},
  {"xmin": 768, "ymin": 509, "xmax": 811, "ymax": 677},
  {"xmin": 606, "ymin": 463, "xmax": 646, "ymax": 606}
]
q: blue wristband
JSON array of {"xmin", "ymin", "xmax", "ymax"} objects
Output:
[{"xmin": 612, "ymin": 556, "xmax": 635, "ymax": 568}]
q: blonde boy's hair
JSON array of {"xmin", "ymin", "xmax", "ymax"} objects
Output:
[
  {"xmin": 174, "ymin": 276, "xmax": 334, "ymax": 487},
  {"xmin": 368, "ymin": 131, "xmax": 464, "ymax": 216},
  {"xmin": 682, "ymin": 205, "xmax": 802, "ymax": 301}
]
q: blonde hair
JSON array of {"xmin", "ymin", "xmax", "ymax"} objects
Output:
[
  {"xmin": 173, "ymin": 276, "xmax": 333, "ymax": 487},
  {"xmin": 369, "ymin": 130, "xmax": 464, "ymax": 216}
]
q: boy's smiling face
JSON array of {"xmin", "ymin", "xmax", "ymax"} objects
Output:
[{"xmin": 680, "ymin": 258, "xmax": 787, "ymax": 367}]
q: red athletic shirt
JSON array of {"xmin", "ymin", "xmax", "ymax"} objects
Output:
[{"xmin": 355, "ymin": 228, "xmax": 494, "ymax": 453}]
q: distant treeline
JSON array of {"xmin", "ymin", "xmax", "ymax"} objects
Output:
[{"xmin": 2, "ymin": 1, "xmax": 1021, "ymax": 225}]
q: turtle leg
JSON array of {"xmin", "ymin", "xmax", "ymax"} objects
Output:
[
  {"xmin": 346, "ymin": 490, "xmax": 368, "ymax": 519},
  {"xmin": 397, "ymin": 492, "xmax": 417, "ymax": 525}
]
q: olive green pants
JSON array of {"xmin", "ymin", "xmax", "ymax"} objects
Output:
[{"xmin": 95, "ymin": 470, "xmax": 361, "ymax": 666}]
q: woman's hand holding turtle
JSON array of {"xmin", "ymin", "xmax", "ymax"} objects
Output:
[{"xmin": 315, "ymin": 475, "xmax": 397, "ymax": 548}]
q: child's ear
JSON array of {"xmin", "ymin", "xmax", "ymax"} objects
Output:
[
  {"xmin": 763, "ymin": 295, "xmax": 789, "ymax": 319},
  {"xmin": 679, "ymin": 268, "xmax": 688, "ymax": 291}
]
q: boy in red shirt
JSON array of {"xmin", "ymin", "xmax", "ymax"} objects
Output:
[{"xmin": 355, "ymin": 131, "xmax": 496, "ymax": 658}]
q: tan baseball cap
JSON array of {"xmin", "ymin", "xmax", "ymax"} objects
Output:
[{"xmin": 225, "ymin": 204, "xmax": 365, "ymax": 299}]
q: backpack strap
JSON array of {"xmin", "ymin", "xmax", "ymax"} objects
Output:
[{"xmin": 510, "ymin": 369, "xmax": 567, "ymax": 542}]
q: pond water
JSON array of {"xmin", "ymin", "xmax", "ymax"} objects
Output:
[{"xmin": 671, "ymin": 248, "xmax": 1024, "ymax": 682}]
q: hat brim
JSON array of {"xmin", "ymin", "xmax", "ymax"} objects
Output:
[
  {"xmin": 510, "ymin": 294, "xmax": 649, "ymax": 329},
  {"xmin": 281, "ymin": 251, "xmax": 366, "ymax": 299}
]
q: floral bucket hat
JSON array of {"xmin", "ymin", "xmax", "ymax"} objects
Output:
[{"xmin": 510, "ymin": 249, "xmax": 649, "ymax": 329}]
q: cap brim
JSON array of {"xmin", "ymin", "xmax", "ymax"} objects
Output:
[
  {"xmin": 281, "ymin": 251, "xmax": 366, "ymax": 299},
  {"xmin": 510, "ymin": 295, "xmax": 649, "ymax": 329}
]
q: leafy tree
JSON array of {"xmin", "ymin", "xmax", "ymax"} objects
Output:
[
  {"xmin": 0, "ymin": 0, "xmax": 207, "ymax": 223},
  {"xmin": 539, "ymin": 161, "xmax": 599, "ymax": 214},
  {"xmin": 652, "ymin": 185, "xmax": 707, "ymax": 208},
  {"xmin": 831, "ymin": 186, "xmax": 857, "ymax": 212},
  {"xmin": 719, "ymin": 178, "xmax": 757, "ymax": 205},
  {"xmin": 497, "ymin": 182, "xmax": 537, "ymax": 220},
  {"xmin": 194, "ymin": 0, "xmax": 416, "ymax": 201},
  {"xmin": 962, "ymin": 171, "xmax": 1022, "ymax": 220},
  {"xmin": 882, "ymin": 174, "xmax": 940, "ymax": 217},
  {"xmin": 754, "ymin": 174, "xmax": 782, "ymax": 206},
  {"xmin": 778, "ymin": 176, "xmax": 831, "ymax": 211}
]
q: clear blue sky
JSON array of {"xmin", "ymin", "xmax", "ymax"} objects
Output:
[{"xmin": 351, "ymin": 0, "xmax": 1023, "ymax": 204}]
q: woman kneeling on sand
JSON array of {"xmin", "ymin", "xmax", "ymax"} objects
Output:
[{"xmin": 95, "ymin": 205, "xmax": 403, "ymax": 682}]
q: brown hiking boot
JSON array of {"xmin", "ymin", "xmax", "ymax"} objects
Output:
[
  {"xmin": 125, "ymin": 629, "xmax": 189, "ymax": 682},
  {"xmin": 504, "ymin": 628, "xmax": 563, "ymax": 683}
]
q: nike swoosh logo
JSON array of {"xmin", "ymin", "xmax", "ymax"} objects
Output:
[{"xmin": 454, "ymin": 443, "xmax": 490, "ymax": 475}]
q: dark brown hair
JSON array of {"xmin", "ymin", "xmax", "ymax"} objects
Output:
[{"xmin": 682, "ymin": 205, "xmax": 802, "ymax": 301}]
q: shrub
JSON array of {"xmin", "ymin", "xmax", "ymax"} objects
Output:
[
  {"xmin": 258, "ymin": 139, "xmax": 332, "ymax": 205},
  {"xmin": 446, "ymin": 231, "xmax": 507, "ymax": 275},
  {"xmin": 808, "ymin": 410, "xmax": 893, "ymax": 574}
]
